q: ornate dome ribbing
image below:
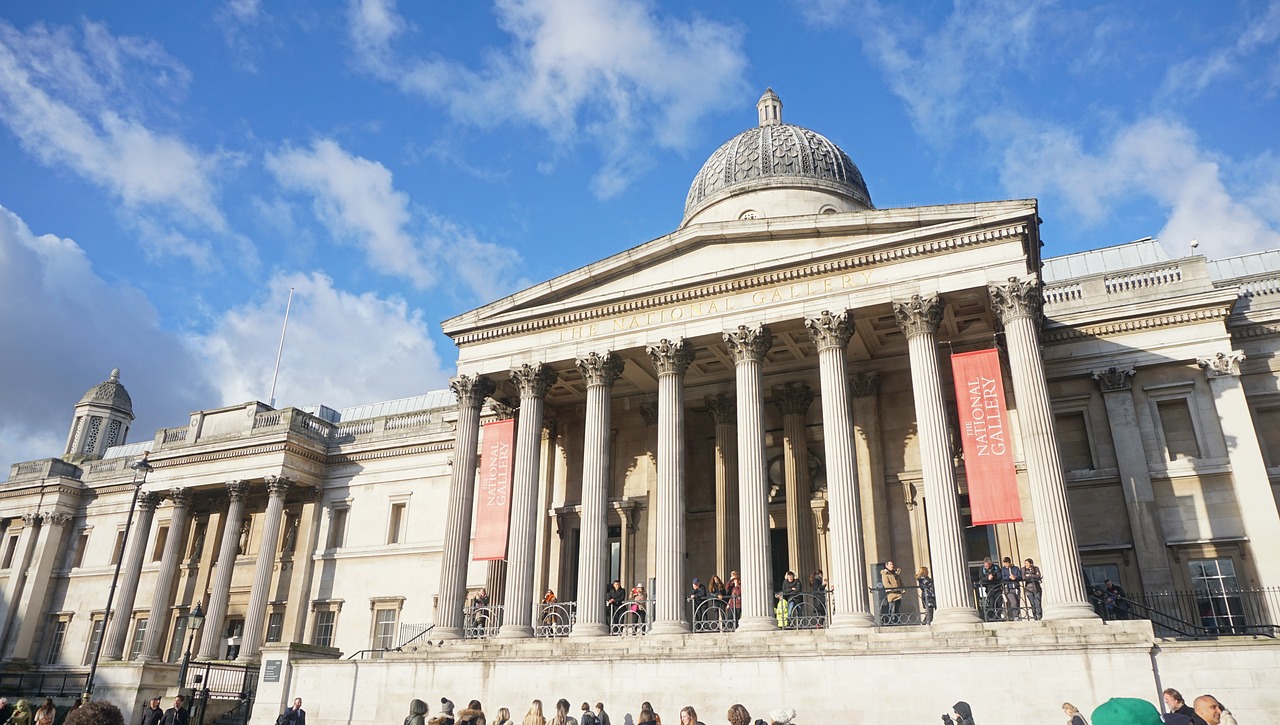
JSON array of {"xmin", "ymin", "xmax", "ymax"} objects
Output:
[
  {"xmin": 683, "ymin": 89, "xmax": 872, "ymax": 223},
  {"xmin": 78, "ymin": 368, "xmax": 133, "ymax": 413}
]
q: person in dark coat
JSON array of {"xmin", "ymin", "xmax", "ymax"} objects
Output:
[
  {"xmin": 138, "ymin": 699, "xmax": 164, "ymax": 725},
  {"xmin": 687, "ymin": 579, "xmax": 709, "ymax": 624},
  {"xmin": 457, "ymin": 701, "xmax": 486, "ymax": 725},
  {"xmin": 606, "ymin": 581, "xmax": 627, "ymax": 624},
  {"xmin": 943, "ymin": 701, "xmax": 975, "ymax": 725},
  {"xmin": 430, "ymin": 700, "xmax": 455, "ymax": 725},
  {"xmin": 406, "ymin": 700, "xmax": 429, "ymax": 725},
  {"xmin": 160, "ymin": 697, "xmax": 188, "ymax": 725}
]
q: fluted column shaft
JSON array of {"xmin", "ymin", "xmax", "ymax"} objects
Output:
[
  {"xmin": 573, "ymin": 353, "xmax": 624, "ymax": 636},
  {"xmin": 198, "ymin": 482, "xmax": 249, "ymax": 658},
  {"xmin": 237, "ymin": 476, "xmax": 291, "ymax": 661},
  {"xmin": 103, "ymin": 493, "xmax": 160, "ymax": 660},
  {"xmin": 805, "ymin": 311, "xmax": 874, "ymax": 628},
  {"xmin": 499, "ymin": 363, "xmax": 558, "ymax": 638},
  {"xmin": 707, "ymin": 395, "xmax": 739, "ymax": 579},
  {"xmin": 894, "ymin": 295, "xmax": 980, "ymax": 623},
  {"xmin": 725, "ymin": 324, "xmax": 776, "ymax": 631},
  {"xmin": 775, "ymin": 383, "xmax": 818, "ymax": 581},
  {"xmin": 647, "ymin": 340, "xmax": 693, "ymax": 634},
  {"xmin": 138, "ymin": 489, "xmax": 193, "ymax": 661},
  {"xmin": 436, "ymin": 375, "xmax": 496, "ymax": 640},
  {"xmin": 991, "ymin": 279, "xmax": 1095, "ymax": 620}
]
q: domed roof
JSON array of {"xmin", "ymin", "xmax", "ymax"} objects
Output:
[
  {"xmin": 78, "ymin": 368, "xmax": 133, "ymax": 414},
  {"xmin": 683, "ymin": 89, "xmax": 872, "ymax": 224}
]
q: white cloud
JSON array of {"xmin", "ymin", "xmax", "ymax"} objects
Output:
[
  {"xmin": 347, "ymin": 0, "xmax": 749, "ymax": 197},
  {"xmin": 192, "ymin": 272, "xmax": 449, "ymax": 412},
  {"xmin": 1160, "ymin": 1, "xmax": 1280, "ymax": 100},
  {"xmin": 0, "ymin": 204, "xmax": 219, "ymax": 470}
]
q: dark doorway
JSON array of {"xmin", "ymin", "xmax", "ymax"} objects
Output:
[{"xmin": 769, "ymin": 528, "xmax": 788, "ymax": 594}]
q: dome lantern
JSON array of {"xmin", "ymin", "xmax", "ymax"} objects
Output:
[{"xmin": 64, "ymin": 368, "xmax": 136, "ymax": 461}]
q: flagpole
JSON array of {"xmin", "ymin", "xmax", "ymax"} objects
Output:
[{"xmin": 268, "ymin": 287, "xmax": 294, "ymax": 409}]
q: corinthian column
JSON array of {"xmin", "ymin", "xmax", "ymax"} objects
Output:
[
  {"xmin": 805, "ymin": 311, "xmax": 874, "ymax": 629},
  {"xmin": 103, "ymin": 492, "xmax": 161, "ymax": 660},
  {"xmin": 198, "ymin": 481, "xmax": 250, "ymax": 658},
  {"xmin": 138, "ymin": 488, "xmax": 193, "ymax": 661},
  {"xmin": 990, "ymin": 278, "xmax": 1095, "ymax": 620},
  {"xmin": 706, "ymin": 394, "xmax": 740, "ymax": 579},
  {"xmin": 645, "ymin": 339, "xmax": 694, "ymax": 635},
  {"xmin": 498, "ymin": 363, "xmax": 558, "ymax": 638},
  {"xmin": 436, "ymin": 374, "xmax": 496, "ymax": 640},
  {"xmin": 893, "ymin": 294, "xmax": 980, "ymax": 623},
  {"xmin": 724, "ymin": 324, "xmax": 776, "ymax": 632},
  {"xmin": 237, "ymin": 476, "xmax": 291, "ymax": 661},
  {"xmin": 572, "ymin": 352, "xmax": 625, "ymax": 636},
  {"xmin": 774, "ymin": 382, "xmax": 818, "ymax": 581},
  {"xmin": 850, "ymin": 372, "xmax": 890, "ymax": 568}
]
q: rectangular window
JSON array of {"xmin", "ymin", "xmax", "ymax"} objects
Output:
[
  {"xmin": 266, "ymin": 612, "xmax": 284, "ymax": 643},
  {"xmin": 327, "ymin": 508, "xmax": 348, "ymax": 549},
  {"xmin": 387, "ymin": 503, "xmax": 406, "ymax": 545},
  {"xmin": 167, "ymin": 615, "xmax": 187, "ymax": 663},
  {"xmin": 46, "ymin": 619, "xmax": 68, "ymax": 665},
  {"xmin": 83, "ymin": 617, "xmax": 105, "ymax": 666},
  {"xmin": 1157, "ymin": 398, "xmax": 1201, "ymax": 460},
  {"xmin": 152, "ymin": 526, "xmax": 169, "ymax": 562},
  {"xmin": 72, "ymin": 530, "xmax": 91, "ymax": 569},
  {"xmin": 372, "ymin": 608, "xmax": 397, "ymax": 650},
  {"xmin": 129, "ymin": 617, "xmax": 148, "ymax": 659},
  {"xmin": 1189, "ymin": 558, "xmax": 1246, "ymax": 633},
  {"xmin": 1, "ymin": 534, "xmax": 18, "ymax": 569},
  {"xmin": 313, "ymin": 611, "xmax": 336, "ymax": 647},
  {"xmin": 1055, "ymin": 411, "xmax": 1094, "ymax": 471},
  {"xmin": 110, "ymin": 529, "xmax": 126, "ymax": 566}
]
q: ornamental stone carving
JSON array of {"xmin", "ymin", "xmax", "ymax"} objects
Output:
[
  {"xmin": 805, "ymin": 310, "xmax": 855, "ymax": 351},
  {"xmin": 705, "ymin": 394, "xmax": 737, "ymax": 425},
  {"xmin": 450, "ymin": 374, "xmax": 496, "ymax": 408},
  {"xmin": 41, "ymin": 511, "xmax": 73, "ymax": 527},
  {"xmin": 638, "ymin": 405, "xmax": 660, "ymax": 427},
  {"xmin": 510, "ymin": 363, "xmax": 559, "ymax": 398},
  {"xmin": 1197, "ymin": 351, "xmax": 1246, "ymax": 378},
  {"xmin": 226, "ymin": 481, "xmax": 249, "ymax": 502},
  {"xmin": 850, "ymin": 371, "xmax": 881, "ymax": 398},
  {"xmin": 892, "ymin": 294, "xmax": 943, "ymax": 338},
  {"xmin": 773, "ymin": 383, "xmax": 814, "ymax": 415},
  {"xmin": 576, "ymin": 351, "xmax": 625, "ymax": 388},
  {"xmin": 988, "ymin": 277, "xmax": 1043, "ymax": 323},
  {"xmin": 264, "ymin": 475, "xmax": 292, "ymax": 498},
  {"xmin": 489, "ymin": 400, "xmax": 517, "ymax": 420},
  {"xmin": 646, "ymin": 338, "xmax": 695, "ymax": 376},
  {"xmin": 22, "ymin": 512, "xmax": 38, "ymax": 526},
  {"xmin": 1091, "ymin": 366, "xmax": 1135, "ymax": 392},
  {"xmin": 138, "ymin": 492, "xmax": 163, "ymax": 512},
  {"xmin": 723, "ymin": 325, "xmax": 774, "ymax": 363},
  {"xmin": 168, "ymin": 487, "xmax": 193, "ymax": 508}
]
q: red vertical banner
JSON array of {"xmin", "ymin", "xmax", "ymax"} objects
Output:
[
  {"xmin": 951, "ymin": 349, "xmax": 1023, "ymax": 525},
  {"xmin": 473, "ymin": 418, "xmax": 515, "ymax": 561}
]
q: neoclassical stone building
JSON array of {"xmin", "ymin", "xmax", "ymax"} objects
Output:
[{"xmin": 3, "ymin": 90, "xmax": 1279, "ymax": 723}]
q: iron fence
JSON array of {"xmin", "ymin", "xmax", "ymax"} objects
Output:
[
  {"xmin": 1093, "ymin": 586, "xmax": 1279, "ymax": 638},
  {"xmin": 464, "ymin": 605, "xmax": 502, "ymax": 639},
  {"xmin": 610, "ymin": 597, "xmax": 653, "ymax": 636},
  {"xmin": 0, "ymin": 671, "xmax": 87, "ymax": 697},
  {"xmin": 689, "ymin": 597, "xmax": 740, "ymax": 632},
  {"xmin": 535, "ymin": 602, "xmax": 576, "ymax": 638}
]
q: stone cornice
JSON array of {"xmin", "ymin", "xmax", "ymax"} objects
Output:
[
  {"xmin": 1043, "ymin": 306, "xmax": 1231, "ymax": 344},
  {"xmin": 326, "ymin": 440, "xmax": 455, "ymax": 466},
  {"xmin": 448, "ymin": 222, "xmax": 1029, "ymax": 346}
]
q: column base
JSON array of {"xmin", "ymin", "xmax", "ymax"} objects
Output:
[
  {"xmin": 932, "ymin": 606, "xmax": 982, "ymax": 625},
  {"xmin": 433, "ymin": 627, "xmax": 463, "ymax": 641},
  {"xmin": 650, "ymin": 620, "xmax": 691, "ymax": 636},
  {"xmin": 1043, "ymin": 602, "xmax": 1101, "ymax": 622},
  {"xmin": 734, "ymin": 616, "xmax": 777, "ymax": 633},
  {"xmin": 134, "ymin": 654, "xmax": 162, "ymax": 664},
  {"xmin": 829, "ymin": 612, "xmax": 875, "ymax": 630},
  {"xmin": 569, "ymin": 623, "xmax": 609, "ymax": 638},
  {"xmin": 496, "ymin": 624, "xmax": 534, "ymax": 639},
  {"xmin": 235, "ymin": 653, "xmax": 260, "ymax": 664}
]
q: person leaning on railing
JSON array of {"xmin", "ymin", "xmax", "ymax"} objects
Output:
[{"xmin": 881, "ymin": 561, "xmax": 904, "ymax": 622}]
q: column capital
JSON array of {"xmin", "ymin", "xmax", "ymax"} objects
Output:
[
  {"xmin": 638, "ymin": 404, "xmax": 659, "ymax": 427},
  {"xmin": 226, "ymin": 480, "xmax": 250, "ymax": 501},
  {"xmin": 805, "ymin": 310, "xmax": 854, "ymax": 351},
  {"xmin": 41, "ymin": 511, "xmax": 73, "ymax": 527},
  {"xmin": 705, "ymin": 394, "xmax": 736, "ymax": 425},
  {"xmin": 138, "ymin": 491, "xmax": 163, "ymax": 512},
  {"xmin": 576, "ymin": 351, "xmax": 625, "ymax": 388},
  {"xmin": 988, "ymin": 276, "xmax": 1042, "ymax": 323},
  {"xmin": 850, "ymin": 371, "xmax": 881, "ymax": 398},
  {"xmin": 1091, "ymin": 366, "xmax": 1135, "ymax": 392},
  {"xmin": 1198, "ymin": 351, "xmax": 1246, "ymax": 378},
  {"xmin": 450, "ymin": 374, "xmax": 497, "ymax": 408},
  {"xmin": 892, "ymin": 294, "xmax": 943, "ymax": 338},
  {"xmin": 21, "ymin": 512, "xmax": 38, "ymax": 526},
  {"xmin": 646, "ymin": 338, "xmax": 695, "ymax": 375},
  {"xmin": 723, "ymin": 324, "xmax": 773, "ymax": 363},
  {"xmin": 489, "ymin": 399, "xmax": 517, "ymax": 420},
  {"xmin": 772, "ymin": 382, "xmax": 814, "ymax": 416},
  {"xmin": 168, "ymin": 487, "xmax": 193, "ymax": 509},
  {"xmin": 264, "ymin": 475, "xmax": 293, "ymax": 497},
  {"xmin": 511, "ymin": 363, "xmax": 559, "ymax": 398}
]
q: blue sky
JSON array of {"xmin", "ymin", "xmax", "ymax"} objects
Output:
[{"xmin": 2, "ymin": 0, "xmax": 1279, "ymax": 468}]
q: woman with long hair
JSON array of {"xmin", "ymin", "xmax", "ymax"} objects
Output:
[
  {"xmin": 493, "ymin": 709, "xmax": 512, "ymax": 725},
  {"xmin": 522, "ymin": 701, "xmax": 546, "ymax": 725},
  {"xmin": 32, "ymin": 700, "xmax": 54, "ymax": 725},
  {"xmin": 917, "ymin": 566, "xmax": 937, "ymax": 624},
  {"xmin": 1061, "ymin": 703, "xmax": 1086, "ymax": 725}
]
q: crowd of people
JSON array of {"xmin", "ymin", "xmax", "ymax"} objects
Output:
[
  {"xmin": 403, "ymin": 698, "xmax": 801, "ymax": 725},
  {"xmin": 972, "ymin": 556, "xmax": 1044, "ymax": 621},
  {"xmin": 935, "ymin": 688, "xmax": 1240, "ymax": 724}
]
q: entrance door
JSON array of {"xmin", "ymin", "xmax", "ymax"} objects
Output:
[{"xmin": 769, "ymin": 528, "xmax": 788, "ymax": 594}]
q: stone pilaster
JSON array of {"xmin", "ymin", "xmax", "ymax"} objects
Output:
[
  {"xmin": 850, "ymin": 371, "xmax": 890, "ymax": 568},
  {"xmin": 198, "ymin": 481, "xmax": 250, "ymax": 658},
  {"xmin": 893, "ymin": 294, "xmax": 980, "ymax": 623},
  {"xmin": 773, "ymin": 382, "xmax": 818, "ymax": 582},
  {"xmin": 1197, "ymin": 351, "xmax": 1280, "ymax": 591},
  {"xmin": 706, "ymin": 394, "xmax": 740, "ymax": 579},
  {"xmin": 1090, "ymin": 367, "xmax": 1175, "ymax": 593},
  {"xmin": 499, "ymin": 363, "xmax": 558, "ymax": 638},
  {"xmin": 237, "ymin": 476, "xmax": 291, "ymax": 661},
  {"xmin": 805, "ymin": 310, "xmax": 874, "ymax": 628},
  {"xmin": 436, "ymin": 374, "xmax": 497, "ymax": 640},
  {"xmin": 990, "ymin": 277, "xmax": 1095, "ymax": 620},
  {"xmin": 0, "ymin": 517, "xmax": 38, "ymax": 650},
  {"xmin": 103, "ymin": 492, "xmax": 161, "ymax": 660},
  {"xmin": 646, "ymin": 339, "xmax": 694, "ymax": 634},
  {"xmin": 572, "ymin": 352, "xmax": 625, "ymax": 636},
  {"xmin": 724, "ymin": 324, "xmax": 777, "ymax": 631},
  {"xmin": 138, "ymin": 488, "xmax": 194, "ymax": 661},
  {"xmin": 6, "ymin": 511, "xmax": 73, "ymax": 660}
]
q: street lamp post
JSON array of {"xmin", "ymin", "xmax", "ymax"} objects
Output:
[
  {"xmin": 177, "ymin": 602, "xmax": 205, "ymax": 691},
  {"xmin": 83, "ymin": 451, "xmax": 153, "ymax": 703}
]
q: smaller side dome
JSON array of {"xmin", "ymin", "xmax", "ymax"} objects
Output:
[{"xmin": 78, "ymin": 368, "xmax": 133, "ymax": 414}]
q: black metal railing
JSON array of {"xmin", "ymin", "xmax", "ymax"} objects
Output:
[
  {"xmin": 689, "ymin": 597, "xmax": 740, "ymax": 632},
  {"xmin": 464, "ymin": 605, "xmax": 501, "ymax": 639},
  {"xmin": 610, "ymin": 597, "xmax": 653, "ymax": 636},
  {"xmin": 183, "ymin": 660, "xmax": 258, "ymax": 700},
  {"xmin": 0, "ymin": 671, "xmax": 87, "ymax": 697},
  {"xmin": 770, "ymin": 591, "xmax": 830, "ymax": 629},
  {"xmin": 1091, "ymin": 586, "xmax": 1279, "ymax": 639},
  {"xmin": 535, "ymin": 601, "xmax": 576, "ymax": 638}
]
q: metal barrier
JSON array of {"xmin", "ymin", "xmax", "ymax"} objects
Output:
[
  {"xmin": 1095, "ymin": 587, "xmax": 1279, "ymax": 639},
  {"xmin": 770, "ymin": 592, "xmax": 830, "ymax": 629},
  {"xmin": 610, "ymin": 598, "xmax": 653, "ymax": 636},
  {"xmin": 535, "ymin": 601, "xmax": 576, "ymax": 638},
  {"xmin": 689, "ymin": 597, "xmax": 740, "ymax": 632},
  {"xmin": 0, "ymin": 671, "xmax": 87, "ymax": 697},
  {"xmin": 465, "ymin": 605, "xmax": 502, "ymax": 639}
]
